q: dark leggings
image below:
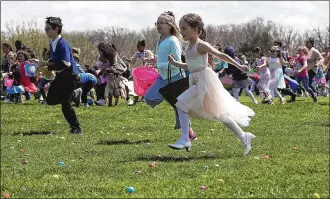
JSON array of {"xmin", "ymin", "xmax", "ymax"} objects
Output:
[
  {"xmin": 308, "ymin": 70, "xmax": 317, "ymax": 93},
  {"xmin": 95, "ymin": 83, "xmax": 106, "ymax": 100},
  {"xmin": 81, "ymin": 81, "xmax": 94, "ymax": 103},
  {"xmin": 279, "ymin": 88, "xmax": 296, "ymax": 98}
]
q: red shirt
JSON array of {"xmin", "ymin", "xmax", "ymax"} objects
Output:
[
  {"xmin": 295, "ymin": 55, "xmax": 308, "ymax": 77},
  {"xmin": 19, "ymin": 61, "xmax": 37, "ymax": 93}
]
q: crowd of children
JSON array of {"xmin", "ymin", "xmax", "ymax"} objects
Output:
[
  {"xmin": 1, "ymin": 38, "xmax": 328, "ymax": 108},
  {"xmin": 0, "ymin": 14, "xmax": 329, "ymax": 154}
]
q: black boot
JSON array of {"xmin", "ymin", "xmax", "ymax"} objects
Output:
[
  {"xmin": 288, "ymin": 95, "xmax": 296, "ymax": 103},
  {"xmin": 132, "ymin": 96, "xmax": 139, "ymax": 106},
  {"xmin": 70, "ymin": 125, "xmax": 83, "ymax": 134},
  {"xmin": 114, "ymin": 97, "xmax": 119, "ymax": 106}
]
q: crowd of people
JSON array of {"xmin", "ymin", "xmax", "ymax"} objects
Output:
[{"xmin": 1, "ymin": 13, "xmax": 329, "ymax": 155}]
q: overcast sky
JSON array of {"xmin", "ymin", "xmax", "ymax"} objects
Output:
[{"xmin": 1, "ymin": 1, "xmax": 329, "ymax": 33}]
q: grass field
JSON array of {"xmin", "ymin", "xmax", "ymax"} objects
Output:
[{"xmin": 1, "ymin": 96, "xmax": 329, "ymax": 198}]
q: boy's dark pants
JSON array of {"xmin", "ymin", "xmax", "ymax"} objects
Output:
[{"xmin": 46, "ymin": 69, "xmax": 80, "ymax": 128}]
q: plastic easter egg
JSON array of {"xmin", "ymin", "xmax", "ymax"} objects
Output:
[
  {"xmin": 200, "ymin": 185, "xmax": 208, "ymax": 191},
  {"xmin": 57, "ymin": 161, "xmax": 65, "ymax": 166},
  {"xmin": 126, "ymin": 186, "xmax": 135, "ymax": 193}
]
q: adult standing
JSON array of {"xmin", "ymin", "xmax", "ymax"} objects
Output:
[{"xmin": 305, "ymin": 38, "xmax": 324, "ymax": 93}]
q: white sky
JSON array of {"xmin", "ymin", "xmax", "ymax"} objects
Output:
[{"xmin": 1, "ymin": 1, "xmax": 329, "ymax": 33}]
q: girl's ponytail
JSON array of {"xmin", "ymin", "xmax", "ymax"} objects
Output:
[{"xmin": 199, "ymin": 27, "xmax": 206, "ymax": 41}]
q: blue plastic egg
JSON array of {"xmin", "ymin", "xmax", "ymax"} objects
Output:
[
  {"xmin": 126, "ymin": 186, "xmax": 135, "ymax": 193},
  {"xmin": 57, "ymin": 161, "xmax": 65, "ymax": 166},
  {"xmin": 87, "ymin": 99, "xmax": 93, "ymax": 106}
]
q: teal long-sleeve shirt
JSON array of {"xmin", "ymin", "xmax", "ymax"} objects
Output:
[{"xmin": 156, "ymin": 36, "xmax": 182, "ymax": 80}]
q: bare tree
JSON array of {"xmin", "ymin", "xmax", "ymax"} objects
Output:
[{"xmin": 1, "ymin": 17, "xmax": 327, "ymax": 67}]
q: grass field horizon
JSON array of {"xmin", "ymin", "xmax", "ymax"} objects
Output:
[{"xmin": 1, "ymin": 96, "xmax": 329, "ymax": 198}]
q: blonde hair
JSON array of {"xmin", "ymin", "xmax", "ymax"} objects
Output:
[
  {"xmin": 297, "ymin": 46, "xmax": 308, "ymax": 56},
  {"xmin": 271, "ymin": 46, "xmax": 280, "ymax": 52},
  {"xmin": 72, "ymin": 47, "xmax": 81, "ymax": 55},
  {"xmin": 158, "ymin": 12, "xmax": 183, "ymax": 41},
  {"xmin": 271, "ymin": 46, "xmax": 282, "ymax": 58}
]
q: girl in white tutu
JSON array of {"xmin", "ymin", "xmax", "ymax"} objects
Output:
[
  {"xmin": 267, "ymin": 46, "xmax": 288, "ymax": 104},
  {"xmin": 167, "ymin": 13, "xmax": 256, "ymax": 156}
]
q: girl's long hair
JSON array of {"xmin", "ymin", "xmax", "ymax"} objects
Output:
[
  {"xmin": 159, "ymin": 11, "xmax": 183, "ymax": 40},
  {"xmin": 97, "ymin": 43, "xmax": 117, "ymax": 66}
]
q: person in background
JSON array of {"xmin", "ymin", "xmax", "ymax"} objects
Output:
[
  {"xmin": 224, "ymin": 46, "xmax": 258, "ymax": 104},
  {"xmin": 1, "ymin": 43, "xmax": 14, "ymax": 99},
  {"xmin": 1, "ymin": 43, "xmax": 13, "ymax": 73},
  {"xmin": 38, "ymin": 47, "xmax": 54, "ymax": 104},
  {"xmin": 213, "ymin": 44, "xmax": 228, "ymax": 78},
  {"xmin": 305, "ymin": 38, "xmax": 324, "ymax": 94},
  {"xmin": 273, "ymin": 41, "xmax": 297, "ymax": 100},
  {"xmin": 17, "ymin": 50, "xmax": 38, "ymax": 103},
  {"xmin": 123, "ymin": 40, "xmax": 154, "ymax": 105},
  {"xmin": 321, "ymin": 46, "xmax": 329, "ymax": 95},
  {"xmin": 237, "ymin": 54, "xmax": 253, "ymax": 97},
  {"xmin": 75, "ymin": 72, "xmax": 97, "ymax": 107},
  {"xmin": 123, "ymin": 40, "xmax": 155, "ymax": 70},
  {"xmin": 94, "ymin": 66, "xmax": 107, "ymax": 105},
  {"xmin": 290, "ymin": 46, "xmax": 317, "ymax": 102},
  {"xmin": 15, "ymin": 40, "xmax": 23, "ymax": 53},
  {"xmin": 252, "ymin": 47, "xmax": 272, "ymax": 104},
  {"xmin": 96, "ymin": 42, "xmax": 133, "ymax": 106},
  {"xmin": 42, "ymin": 48, "xmax": 50, "ymax": 61},
  {"xmin": 4, "ymin": 53, "xmax": 21, "ymax": 103},
  {"xmin": 274, "ymin": 41, "xmax": 288, "ymax": 61},
  {"xmin": 321, "ymin": 46, "xmax": 329, "ymax": 69}
]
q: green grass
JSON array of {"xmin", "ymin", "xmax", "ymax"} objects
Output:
[{"xmin": 1, "ymin": 96, "xmax": 329, "ymax": 198}]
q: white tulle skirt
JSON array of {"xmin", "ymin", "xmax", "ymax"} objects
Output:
[{"xmin": 176, "ymin": 67, "xmax": 255, "ymax": 127}]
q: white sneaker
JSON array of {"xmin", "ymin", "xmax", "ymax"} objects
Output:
[
  {"xmin": 4, "ymin": 98, "xmax": 10, "ymax": 103},
  {"xmin": 168, "ymin": 141, "xmax": 192, "ymax": 152},
  {"xmin": 243, "ymin": 132, "xmax": 256, "ymax": 156},
  {"xmin": 305, "ymin": 92, "xmax": 310, "ymax": 98},
  {"xmin": 95, "ymin": 99, "xmax": 106, "ymax": 106},
  {"xmin": 280, "ymin": 97, "xmax": 286, "ymax": 104},
  {"xmin": 127, "ymin": 99, "xmax": 134, "ymax": 106},
  {"xmin": 253, "ymin": 99, "xmax": 258, "ymax": 104}
]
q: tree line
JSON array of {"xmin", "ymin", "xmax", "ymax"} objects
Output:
[{"xmin": 1, "ymin": 17, "xmax": 329, "ymax": 67}]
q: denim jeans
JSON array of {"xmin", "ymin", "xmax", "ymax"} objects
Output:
[
  {"xmin": 293, "ymin": 76, "xmax": 315, "ymax": 98},
  {"xmin": 144, "ymin": 73, "xmax": 184, "ymax": 108},
  {"xmin": 144, "ymin": 73, "xmax": 190, "ymax": 129}
]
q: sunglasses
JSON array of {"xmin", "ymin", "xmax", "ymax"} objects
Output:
[
  {"xmin": 154, "ymin": 22, "xmax": 167, "ymax": 26},
  {"xmin": 270, "ymin": 50, "xmax": 276, "ymax": 52},
  {"xmin": 49, "ymin": 18, "xmax": 61, "ymax": 24}
]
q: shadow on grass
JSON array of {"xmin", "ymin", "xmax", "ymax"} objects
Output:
[
  {"xmin": 134, "ymin": 155, "xmax": 212, "ymax": 162},
  {"xmin": 12, "ymin": 131, "xmax": 54, "ymax": 136},
  {"xmin": 318, "ymin": 102, "xmax": 329, "ymax": 106},
  {"xmin": 97, "ymin": 139, "xmax": 151, "ymax": 145}
]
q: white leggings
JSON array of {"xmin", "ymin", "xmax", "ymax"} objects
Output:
[
  {"xmin": 270, "ymin": 88, "xmax": 283, "ymax": 99},
  {"xmin": 175, "ymin": 106, "xmax": 246, "ymax": 144},
  {"xmin": 232, "ymin": 87, "xmax": 257, "ymax": 102}
]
